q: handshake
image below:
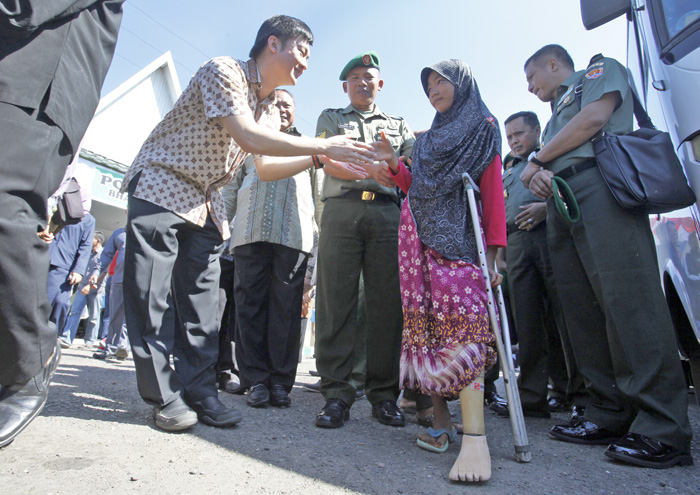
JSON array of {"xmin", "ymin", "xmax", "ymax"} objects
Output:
[{"xmin": 317, "ymin": 132, "xmax": 401, "ymax": 187}]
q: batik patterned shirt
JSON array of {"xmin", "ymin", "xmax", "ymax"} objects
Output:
[{"xmin": 120, "ymin": 57, "xmax": 280, "ymax": 238}]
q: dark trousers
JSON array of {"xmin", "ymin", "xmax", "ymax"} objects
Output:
[
  {"xmin": 350, "ymin": 275, "xmax": 368, "ymax": 389},
  {"xmin": 233, "ymin": 242, "xmax": 308, "ymax": 391},
  {"xmin": 506, "ymin": 225, "xmax": 586, "ymax": 411},
  {"xmin": 484, "ymin": 273, "xmax": 518, "ymax": 397},
  {"xmin": 124, "ymin": 184, "xmax": 224, "ymax": 407},
  {"xmin": 547, "ymin": 167, "xmax": 692, "ymax": 451},
  {"xmin": 217, "ymin": 257, "xmax": 237, "ymax": 374},
  {"xmin": 0, "ymin": 102, "xmax": 72, "ymax": 385},
  {"xmin": 315, "ymin": 198, "xmax": 403, "ymax": 407}
]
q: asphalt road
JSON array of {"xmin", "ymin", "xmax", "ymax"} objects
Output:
[{"xmin": 1, "ymin": 342, "xmax": 698, "ymax": 494}]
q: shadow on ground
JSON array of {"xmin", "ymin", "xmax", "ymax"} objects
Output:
[{"xmin": 36, "ymin": 346, "xmax": 700, "ymax": 495}]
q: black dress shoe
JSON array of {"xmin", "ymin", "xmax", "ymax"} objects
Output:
[
  {"xmin": 269, "ymin": 384, "xmax": 291, "ymax": 407},
  {"xmin": 548, "ymin": 397, "xmax": 569, "ymax": 413},
  {"xmin": 188, "ymin": 396, "xmax": 242, "ymax": 427},
  {"xmin": 246, "ymin": 383, "xmax": 270, "ymax": 408},
  {"xmin": 217, "ymin": 371, "xmax": 240, "ymax": 392},
  {"xmin": 485, "ymin": 391, "xmax": 509, "ymax": 417},
  {"xmin": 372, "ymin": 399, "xmax": 406, "ymax": 427},
  {"xmin": 315, "ymin": 398, "xmax": 349, "ymax": 428},
  {"xmin": 549, "ymin": 417, "xmax": 622, "ymax": 445},
  {"xmin": 0, "ymin": 344, "xmax": 61, "ymax": 448},
  {"xmin": 484, "ymin": 391, "xmax": 503, "ymax": 406},
  {"xmin": 605, "ymin": 433, "xmax": 693, "ymax": 469},
  {"xmin": 570, "ymin": 405, "xmax": 586, "ymax": 425}
]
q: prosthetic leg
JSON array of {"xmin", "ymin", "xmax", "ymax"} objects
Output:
[
  {"xmin": 463, "ymin": 174, "xmax": 531, "ymax": 463},
  {"xmin": 449, "ymin": 373, "xmax": 491, "ymax": 481}
]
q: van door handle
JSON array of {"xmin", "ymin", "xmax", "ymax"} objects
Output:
[{"xmin": 652, "ymin": 80, "xmax": 667, "ymax": 91}]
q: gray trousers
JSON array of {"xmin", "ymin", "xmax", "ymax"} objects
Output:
[
  {"xmin": 124, "ymin": 180, "xmax": 223, "ymax": 407},
  {"xmin": 546, "ymin": 166, "xmax": 692, "ymax": 451}
]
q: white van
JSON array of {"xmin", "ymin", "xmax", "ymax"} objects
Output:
[{"xmin": 580, "ymin": 0, "xmax": 700, "ymax": 400}]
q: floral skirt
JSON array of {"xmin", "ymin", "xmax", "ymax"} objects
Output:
[{"xmin": 399, "ymin": 202, "xmax": 496, "ymax": 398}]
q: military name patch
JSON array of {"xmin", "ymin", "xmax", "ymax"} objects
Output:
[
  {"xmin": 585, "ymin": 67, "xmax": 604, "ymax": 79},
  {"xmin": 338, "ymin": 123, "xmax": 356, "ymax": 130}
]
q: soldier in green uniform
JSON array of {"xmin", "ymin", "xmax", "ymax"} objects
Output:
[
  {"xmin": 313, "ymin": 52, "xmax": 415, "ymax": 428},
  {"xmin": 520, "ymin": 44, "xmax": 692, "ymax": 468},
  {"xmin": 501, "ymin": 110, "xmax": 586, "ymax": 420}
]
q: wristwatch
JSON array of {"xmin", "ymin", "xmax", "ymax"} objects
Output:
[{"xmin": 528, "ymin": 151, "xmax": 547, "ymax": 167}]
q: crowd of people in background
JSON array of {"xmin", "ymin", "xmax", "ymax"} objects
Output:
[{"xmin": 0, "ymin": 4, "xmax": 695, "ymax": 486}]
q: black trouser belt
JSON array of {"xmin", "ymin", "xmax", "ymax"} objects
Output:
[
  {"xmin": 554, "ymin": 159, "xmax": 597, "ymax": 181},
  {"xmin": 337, "ymin": 190, "xmax": 395, "ymax": 203}
]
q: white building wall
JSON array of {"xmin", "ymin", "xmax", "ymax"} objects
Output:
[{"xmin": 81, "ymin": 52, "xmax": 182, "ymax": 168}]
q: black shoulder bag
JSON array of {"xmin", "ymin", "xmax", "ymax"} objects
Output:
[
  {"xmin": 574, "ymin": 61, "xmax": 696, "ymax": 214},
  {"xmin": 50, "ymin": 177, "xmax": 85, "ymax": 234}
]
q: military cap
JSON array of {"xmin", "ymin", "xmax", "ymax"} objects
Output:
[{"xmin": 339, "ymin": 51, "xmax": 380, "ymax": 81}]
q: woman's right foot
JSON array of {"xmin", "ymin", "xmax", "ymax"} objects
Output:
[{"xmin": 417, "ymin": 417, "xmax": 453, "ymax": 449}]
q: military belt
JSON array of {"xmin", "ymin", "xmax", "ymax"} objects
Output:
[
  {"xmin": 337, "ymin": 190, "xmax": 396, "ymax": 204},
  {"xmin": 554, "ymin": 159, "xmax": 597, "ymax": 181}
]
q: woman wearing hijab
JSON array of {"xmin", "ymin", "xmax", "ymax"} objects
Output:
[{"xmin": 373, "ymin": 59, "xmax": 506, "ymax": 482}]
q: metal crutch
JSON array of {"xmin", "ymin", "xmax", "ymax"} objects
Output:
[{"xmin": 463, "ymin": 173, "xmax": 531, "ymax": 463}]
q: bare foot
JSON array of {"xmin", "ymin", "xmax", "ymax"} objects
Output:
[
  {"xmin": 417, "ymin": 430, "xmax": 449, "ymax": 450},
  {"xmin": 449, "ymin": 435, "xmax": 491, "ymax": 482}
]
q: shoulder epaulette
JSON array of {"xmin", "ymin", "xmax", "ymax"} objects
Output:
[{"xmin": 588, "ymin": 53, "xmax": 604, "ymax": 67}]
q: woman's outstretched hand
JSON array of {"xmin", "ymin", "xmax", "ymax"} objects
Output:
[{"xmin": 370, "ymin": 132, "xmax": 399, "ymax": 172}]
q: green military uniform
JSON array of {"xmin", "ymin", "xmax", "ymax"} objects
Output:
[
  {"xmin": 542, "ymin": 55, "xmax": 691, "ymax": 450},
  {"xmin": 314, "ymin": 103, "xmax": 414, "ymax": 407},
  {"xmin": 503, "ymin": 157, "xmax": 585, "ymax": 412}
]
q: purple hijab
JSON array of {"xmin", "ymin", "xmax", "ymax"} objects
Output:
[{"xmin": 409, "ymin": 59, "xmax": 501, "ymax": 262}]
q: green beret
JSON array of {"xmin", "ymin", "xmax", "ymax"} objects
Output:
[{"xmin": 339, "ymin": 51, "xmax": 380, "ymax": 81}]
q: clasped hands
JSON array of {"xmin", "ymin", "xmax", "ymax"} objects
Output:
[
  {"xmin": 319, "ymin": 132, "xmax": 397, "ymax": 187},
  {"xmin": 519, "ymin": 161, "xmax": 554, "ymax": 199}
]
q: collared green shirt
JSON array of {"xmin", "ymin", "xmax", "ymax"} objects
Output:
[
  {"xmin": 503, "ymin": 157, "xmax": 545, "ymax": 228},
  {"xmin": 543, "ymin": 56, "xmax": 633, "ymax": 175},
  {"xmin": 315, "ymin": 103, "xmax": 415, "ymax": 202}
]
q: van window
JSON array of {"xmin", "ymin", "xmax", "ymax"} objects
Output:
[
  {"xmin": 660, "ymin": 0, "xmax": 700, "ymax": 40},
  {"xmin": 653, "ymin": 0, "xmax": 700, "ymax": 62}
]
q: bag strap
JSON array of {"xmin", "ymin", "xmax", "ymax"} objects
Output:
[{"xmin": 574, "ymin": 53, "xmax": 655, "ymax": 130}]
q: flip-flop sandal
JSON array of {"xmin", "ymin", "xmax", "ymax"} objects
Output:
[{"xmin": 416, "ymin": 427, "xmax": 458, "ymax": 453}]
